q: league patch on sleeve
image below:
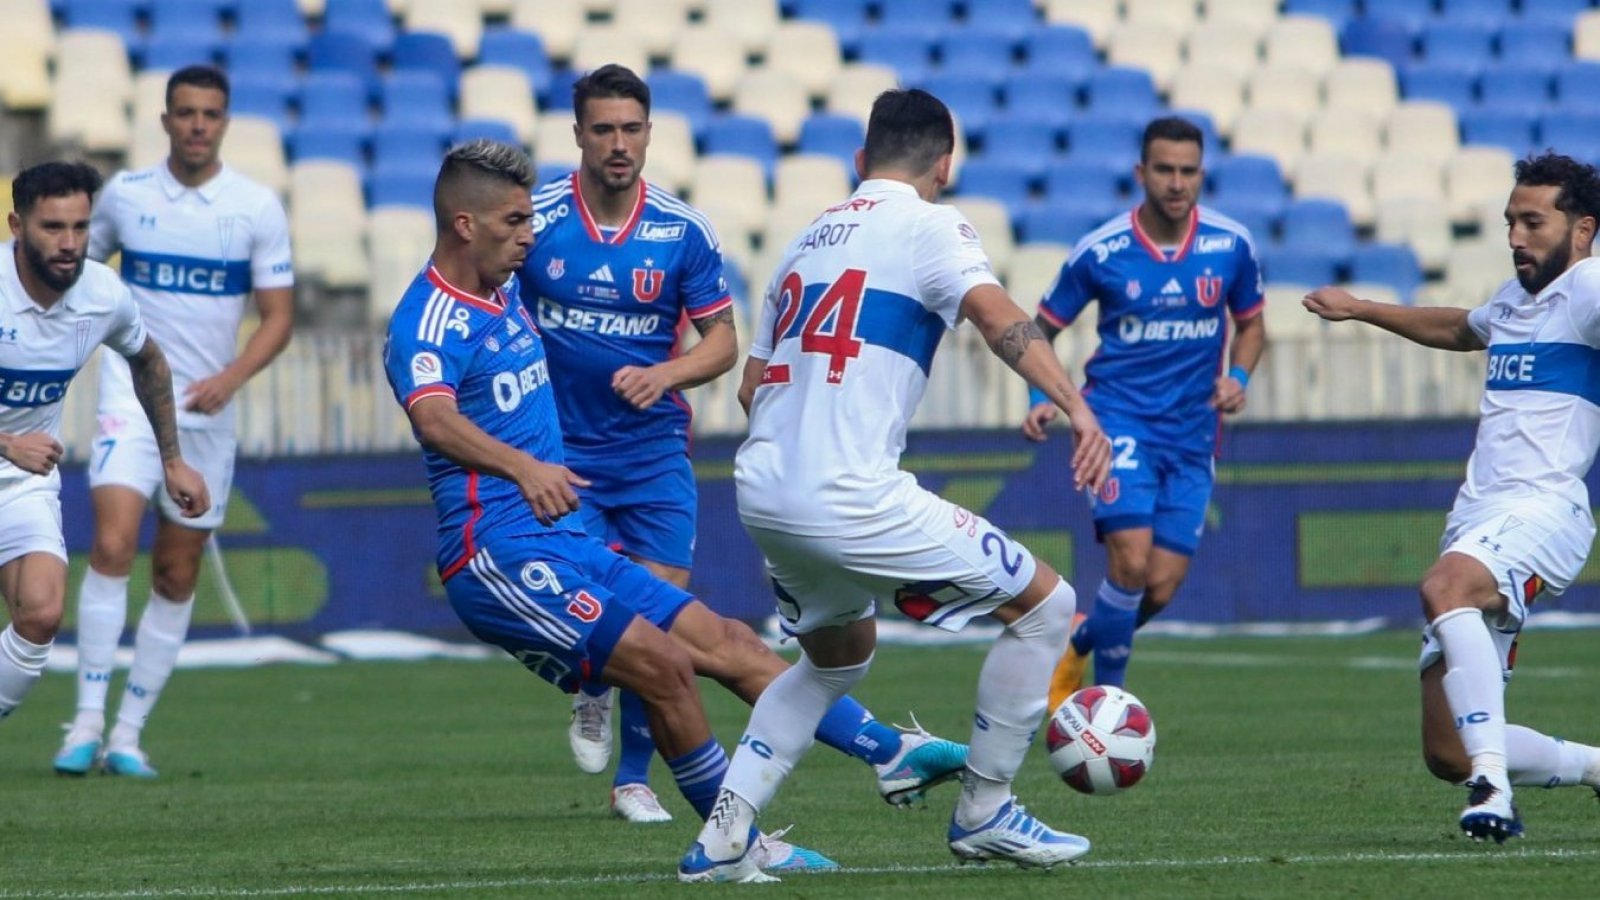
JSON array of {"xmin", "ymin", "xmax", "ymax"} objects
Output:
[{"xmin": 411, "ymin": 351, "xmax": 443, "ymax": 386}]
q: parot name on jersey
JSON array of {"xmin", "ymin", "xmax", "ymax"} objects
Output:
[
  {"xmin": 0, "ymin": 366, "xmax": 73, "ymax": 408},
  {"xmin": 537, "ymin": 298, "xmax": 662, "ymax": 337},
  {"xmin": 1117, "ymin": 315, "xmax": 1220, "ymax": 344},
  {"xmin": 799, "ymin": 222, "xmax": 860, "ymax": 250},
  {"xmin": 491, "ymin": 359, "xmax": 550, "ymax": 413}
]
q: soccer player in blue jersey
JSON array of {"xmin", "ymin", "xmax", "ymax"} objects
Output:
[
  {"xmin": 516, "ymin": 63, "xmax": 738, "ymax": 823},
  {"xmin": 1022, "ymin": 117, "xmax": 1267, "ymax": 710},
  {"xmin": 385, "ymin": 140, "xmax": 961, "ymax": 873}
]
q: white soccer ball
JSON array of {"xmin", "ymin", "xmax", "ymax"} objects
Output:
[{"xmin": 1045, "ymin": 685, "xmax": 1156, "ymax": 795}]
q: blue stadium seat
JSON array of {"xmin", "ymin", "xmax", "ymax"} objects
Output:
[
  {"xmin": 1016, "ymin": 203, "xmax": 1104, "ymax": 246},
  {"xmin": 289, "ymin": 129, "xmax": 367, "ymax": 167},
  {"xmin": 535, "ymin": 161, "xmax": 575, "ymax": 187},
  {"xmin": 234, "ymin": 0, "xmax": 308, "ymax": 45},
  {"xmin": 649, "ymin": 70, "xmax": 714, "ymax": 137},
  {"xmin": 323, "ymin": 0, "xmax": 394, "ymax": 53},
  {"xmin": 229, "ymin": 76, "xmax": 295, "ymax": 132},
  {"xmin": 1169, "ymin": 110, "xmax": 1221, "ymax": 159},
  {"xmin": 150, "ymin": 0, "xmax": 231, "ymax": 17},
  {"xmin": 379, "ymin": 71, "xmax": 452, "ymax": 132},
  {"xmin": 1284, "ymin": 0, "xmax": 1356, "ymax": 32},
  {"xmin": 964, "ymin": 0, "xmax": 1038, "ymax": 43},
  {"xmin": 299, "ymin": 71, "xmax": 369, "ymax": 126},
  {"xmin": 798, "ymin": 113, "xmax": 864, "ymax": 166},
  {"xmin": 1262, "ymin": 246, "xmax": 1340, "ymax": 287},
  {"xmin": 1537, "ymin": 111, "xmax": 1600, "ymax": 163},
  {"xmin": 1421, "ymin": 21, "xmax": 1497, "ymax": 67},
  {"xmin": 1280, "ymin": 199, "xmax": 1355, "ymax": 260},
  {"xmin": 1019, "ymin": 25, "xmax": 1095, "ymax": 83},
  {"xmin": 1496, "ymin": 22, "xmax": 1569, "ymax": 70},
  {"xmin": 452, "ymin": 118, "xmax": 520, "ymax": 148},
  {"xmin": 307, "ymin": 31, "xmax": 382, "ymax": 99},
  {"xmin": 880, "ymin": 0, "xmax": 956, "ymax": 24},
  {"xmin": 702, "ymin": 115, "xmax": 779, "ymax": 175},
  {"xmin": 224, "ymin": 40, "xmax": 299, "ymax": 80},
  {"xmin": 1554, "ymin": 61, "xmax": 1600, "ymax": 113},
  {"xmin": 1369, "ymin": 0, "xmax": 1434, "ymax": 31},
  {"xmin": 1340, "ymin": 17, "xmax": 1416, "ymax": 70},
  {"xmin": 1001, "ymin": 73, "xmax": 1077, "ymax": 122},
  {"xmin": 62, "ymin": 0, "xmax": 140, "ymax": 45},
  {"xmin": 1217, "ymin": 207, "xmax": 1277, "ymax": 246},
  {"xmin": 855, "ymin": 26, "xmax": 935, "ymax": 86},
  {"xmin": 478, "ymin": 29, "xmax": 553, "ymax": 100},
  {"xmin": 392, "ymin": 32, "xmax": 461, "ymax": 102},
  {"xmin": 1209, "ymin": 153, "xmax": 1288, "ymax": 202},
  {"xmin": 937, "ymin": 29, "xmax": 1017, "ymax": 81},
  {"xmin": 1439, "ymin": 0, "xmax": 1515, "ymax": 24},
  {"xmin": 1350, "ymin": 243, "xmax": 1422, "ymax": 297},
  {"xmin": 543, "ymin": 68, "xmax": 582, "ymax": 114},
  {"xmin": 1459, "ymin": 107, "xmax": 1536, "ymax": 157},
  {"xmin": 918, "ymin": 72, "xmax": 1000, "ymax": 141},
  {"xmin": 368, "ymin": 170, "xmax": 437, "ymax": 210},
  {"xmin": 141, "ymin": 31, "xmax": 223, "ymax": 70},
  {"xmin": 1520, "ymin": 0, "xmax": 1594, "ymax": 27},
  {"xmin": 788, "ymin": 0, "xmax": 871, "ymax": 51},
  {"xmin": 954, "ymin": 159, "xmax": 1031, "ymax": 214},
  {"xmin": 370, "ymin": 122, "xmax": 449, "ymax": 171},
  {"xmin": 1064, "ymin": 114, "xmax": 1143, "ymax": 167},
  {"xmin": 1041, "ymin": 159, "xmax": 1123, "ymax": 213},
  {"xmin": 1084, "ymin": 68, "xmax": 1159, "ymax": 118},
  {"xmin": 1478, "ymin": 65, "xmax": 1551, "ymax": 112},
  {"xmin": 1400, "ymin": 62, "xmax": 1478, "ymax": 110},
  {"xmin": 981, "ymin": 118, "xmax": 1060, "ymax": 179}
]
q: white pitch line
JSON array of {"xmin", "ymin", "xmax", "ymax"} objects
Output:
[{"xmin": 9, "ymin": 848, "xmax": 1600, "ymax": 898}]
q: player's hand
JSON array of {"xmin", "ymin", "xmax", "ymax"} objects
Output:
[
  {"xmin": 162, "ymin": 460, "xmax": 211, "ymax": 518},
  {"xmin": 1065, "ymin": 407, "xmax": 1112, "ymax": 493},
  {"xmin": 184, "ymin": 371, "xmax": 244, "ymax": 415},
  {"xmin": 1211, "ymin": 373, "xmax": 1248, "ymax": 415},
  {"xmin": 1302, "ymin": 286, "xmax": 1362, "ymax": 322},
  {"xmin": 2, "ymin": 433, "xmax": 64, "ymax": 476},
  {"xmin": 1021, "ymin": 401, "xmax": 1059, "ymax": 442},
  {"xmin": 519, "ymin": 460, "xmax": 590, "ymax": 526},
  {"xmin": 612, "ymin": 365, "xmax": 674, "ymax": 410}
]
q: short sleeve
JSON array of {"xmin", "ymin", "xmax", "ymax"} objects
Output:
[
  {"xmin": 911, "ymin": 206, "xmax": 1002, "ymax": 326},
  {"xmin": 88, "ymin": 174, "xmax": 121, "ymax": 263},
  {"xmin": 680, "ymin": 218, "xmax": 733, "ymax": 319},
  {"xmin": 383, "ymin": 310, "xmax": 474, "ymax": 410},
  {"xmin": 747, "ymin": 264, "xmax": 787, "ymax": 361},
  {"xmin": 105, "ymin": 280, "xmax": 147, "ymax": 357},
  {"xmin": 1566, "ymin": 264, "xmax": 1600, "ymax": 346},
  {"xmin": 1228, "ymin": 233, "xmax": 1265, "ymax": 319},
  {"xmin": 1466, "ymin": 300, "xmax": 1495, "ymax": 345},
  {"xmin": 250, "ymin": 193, "xmax": 295, "ymax": 290},
  {"xmin": 1037, "ymin": 246, "xmax": 1097, "ymax": 328}
]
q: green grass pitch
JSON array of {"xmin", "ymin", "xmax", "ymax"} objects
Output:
[{"xmin": 4, "ymin": 630, "xmax": 1600, "ymax": 898}]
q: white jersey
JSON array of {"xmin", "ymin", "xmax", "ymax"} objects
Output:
[
  {"xmin": 89, "ymin": 162, "xmax": 292, "ymax": 432},
  {"xmin": 1457, "ymin": 256, "xmax": 1600, "ymax": 512},
  {"xmin": 0, "ymin": 242, "xmax": 146, "ymax": 488},
  {"xmin": 736, "ymin": 178, "xmax": 1002, "ymax": 533}
]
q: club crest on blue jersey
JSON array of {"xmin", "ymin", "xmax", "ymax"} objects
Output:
[
  {"xmin": 547, "ymin": 257, "xmax": 564, "ymax": 279},
  {"xmin": 632, "ymin": 267, "xmax": 664, "ymax": 303}
]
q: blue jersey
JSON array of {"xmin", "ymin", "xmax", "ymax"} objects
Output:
[
  {"xmin": 1039, "ymin": 205, "xmax": 1263, "ymax": 450},
  {"xmin": 517, "ymin": 174, "xmax": 732, "ymax": 466},
  {"xmin": 383, "ymin": 264, "xmax": 581, "ymax": 581}
]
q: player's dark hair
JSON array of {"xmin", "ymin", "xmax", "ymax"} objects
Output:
[
  {"xmin": 12, "ymin": 160, "xmax": 103, "ymax": 215},
  {"xmin": 166, "ymin": 64, "xmax": 230, "ymax": 109},
  {"xmin": 1514, "ymin": 152, "xmax": 1600, "ymax": 225},
  {"xmin": 1141, "ymin": 116, "xmax": 1204, "ymax": 162},
  {"xmin": 862, "ymin": 89, "xmax": 955, "ymax": 176},
  {"xmin": 572, "ymin": 63, "xmax": 651, "ymax": 123},
  {"xmin": 433, "ymin": 139, "xmax": 533, "ymax": 229}
]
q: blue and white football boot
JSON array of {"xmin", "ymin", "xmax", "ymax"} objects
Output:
[
  {"xmin": 948, "ymin": 797, "xmax": 1092, "ymax": 869},
  {"xmin": 875, "ymin": 715, "xmax": 969, "ymax": 807}
]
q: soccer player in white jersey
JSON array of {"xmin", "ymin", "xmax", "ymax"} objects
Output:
[
  {"xmin": 0, "ymin": 161, "xmax": 208, "ymax": 728},
  {"xmin": 54, "ymin": 65, "xmax": 294, "ymax": 778},
  {"xmin": 680, "ymin": 90, "xmax": 1113, "ymax": 883},
  {"xmin": 1306, "ymin": 152, "xmax": 1600, "ymax": 843}
]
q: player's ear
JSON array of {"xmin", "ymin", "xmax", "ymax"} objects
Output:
[
  {"xmin": 7, "ymin": 211, "xmax": 19, "ymax": 239},
  {"xmin": 853, "ymin": 148, "xmax": 866, "ymax": 182},
  {"xmin": 453, "ymin": 211, "xmax": 474, "ymax": 242},
  {"xmin": 934, "ymin": 153, "xmax": 952, "ymax": 190}
]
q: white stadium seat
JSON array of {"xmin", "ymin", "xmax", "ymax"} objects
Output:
[
  {"xmin": 1183, "ymin": 20, "xmax": 1261, "ymax": 79},
  {"xmin": 289, "ymin": 161, "xmax": 370, "ymax": 289},
  {"xmin": 1375, "ymin": 196, "xmax": 1453, "ymax": 273},
  {"xmin": 1576, "ymin": 10, "xmax": 1600, "ymax": 60},
  {"xmin": 611, "ymin": 0, "xmax": 691, "ymax": 57},
  {"xmin": 460, "ymin": 66, "xmax": 539, "ymax": 145},
  {"xmin": 763, "ymin": 21, "xmax": 843, "ymax": 98},
  {"xmin": 671, "ymin": 25, "xmax": 750, "ymax": 101},
  {"xmin": 645, "ymin": 111, "xmax": 697, "ymax": 194},
  {"xmin": 1169, "ymin": 65, "xmax": 1245, "ymax": 136},
  {"xmin": 531, "ymin": 112, "xmax": 582, "ymax": 166},
  {"xmin": 1445, "ymin": 146, "xmax": 1516, "ymax": 225},
  {"xmin": 1122, "ymin": 0, "xmax": 1200, "ymax": 31},
  {"xmin": 1005, "ymin": 242, "xmax": 1070, "ymax": 314},
  {"xmin": 1041, "ymin": 0, "xmax": 1118, "ymax": 47},
  {"xmin": 690, "ymin": 155, "xmax": 769, "ymax": 238},
  {"xmin": 405, "ymin": 0, "xmax": 484, "ymax": 58},
  {"xmin": 571, "ymin": 25, "xmax": 650, "ymax": 77},
  {"xmin": 733, "ymin": 67, "xmax": 812, "ymax": 144},
  {"xmin": 825, "ymin": 64, "xmax": 900, "ymax": 125},
  {"xmin": 1246, "ymin": 64, "xmax": 1321, "ymax": 117},
  {"xmin": 702, "ymin": 0, "xmax": 780, "ymax": 56},
  {"xmin": 1262, "ymin": 15, "xmax": 1339, "ymax": 76},
  {"xmin": 1294, "ymin": 152, "xmax": 1373, "ymax": 227},
  {"xmin": 773, "ymin": 154, "xmax": 852, "ymax": 212},
  {"xmin": 1107, "ymin": 23, "xmax": 1185, "ymax": 92},
  {"xmin": 510, "ymin": 0, "xmax": 586, "ymax": 60},
  {"xmin": 366, "ymin": 207, "xmax": 436, "ymax": 324},
  {"xmin": 1383, "ymin": 101, "xmax": 1461, "ymax": 164},
  {"xmin": 1230, "ymin": 108, "xmax": 1308, "ymax": 177},
  {"xmin": 223, "ymin": 116, "xmax": 290, "ymax": 196},
  {"xmin": 1306, "ymin": 107, "xmax": 1383, "ymax": 162},
  {"xmin": 1322, "ymin": 58, "xmax": 1398, "ymax": 117}
]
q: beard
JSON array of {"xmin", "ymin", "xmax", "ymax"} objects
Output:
[
  {"xmin": 20, "ymin": 235, "xmax": 86, "ymax": 293},
  {"xmin": 1516, "ymin": 238, "xmax": 1571, "ymax": 294}
]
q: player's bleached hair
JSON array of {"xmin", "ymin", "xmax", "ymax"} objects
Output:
[
  {"xmin": 12, "ymin": 160, "xmax": 103, "ymax": 215},
  {"xmin": 432, "ymin": 139, "xmax": 533, "ymax": 230},
  {"xmin": 572, "ymin": 63, "xmax": 651, "ymax": 123},
  {"xmin": 166, "ymin": 64, "xmax": 230, "ymax": 110},
  {"xmin": 1141, "ymin": 116, "xmax": 1204, "ymax": 162},
  {"xmin": 863, "ymin": 89, "xmax": 954, "ymax": 176},
  {"xmin": 1515, "ymin": 152, "xmax": 1600, "ymax": 226}
]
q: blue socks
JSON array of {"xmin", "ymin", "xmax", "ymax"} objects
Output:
[
  {"xmin": 666, "ymin": 738, "xmax": 729, "ymax": 820},
  {"xmin": 613, "ymin": 689, "xmax": 654, "ymax": 788},
  {"xmin": 815, "ymin": 695, "xmax": 902, "ymax": 765},
  {"xmin": 1078, "ymin": 578, "xmax": 1143, "ymax": 688}
]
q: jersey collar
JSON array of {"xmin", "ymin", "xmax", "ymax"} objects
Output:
[
  {"xmin": 426, "ymin": 263, "xmax": 507, "ymax": 314},
  {"xmin": 1130, "ymin": 204, "xmax": 1198, "ymax": 263},
  {"xmin": 571, "ymin": 172, "xmax": 646, "ymax": 245},
  {"xmin": 158, "ymin": 161, "xmax": 227, "ymax": 203}
]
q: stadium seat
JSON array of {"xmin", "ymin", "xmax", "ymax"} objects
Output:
[
  {"xmin": 1209, "ymin": 152, "xmax": 1288, "ymax": 207},
  {"xmin": 773, "ymin": 154, "xmax": 852, "ymax": 213},
  {"xmin": 1084, "ymin": 67, "xmax": 1160, "ymax": 117},
  {"xmin": 1042, "ymin": 159, "xmax": 1125, "ymax": 212},
  {"xmin": 234, "ymin": 0, "xmax": 308, "ymax": 44},
  {"xmin": 1576, "ymin": 10, "xmax": 1600, "ymax": 61},
  {"xmin": 459, "ymin": 66, "xmax": 538, "ymax": 145},
  {"xmin": 1554, "ymin": 61, "xmax": 1600, "ymax": 113},
  {"xmin": 1369, "ymin": 151, "xmax": 1443, "ymax": 206},
  {"xmin": 1338, "ymin": 16, "xmax": 1415, "ymax": 71},
  {"xmin": 224, "ymin": 41, "xmax": 299, "ymax": 83},
  {"xmin": 290, "ymin": 160, "xmax": 370, "ymax": 288},
  {"xmin": 392, "ymin": 32, "xmax": 462, "ymax": 101},
  {"xmin": 509, "ymin": 0, "xmax": 585, "ymax": 59},
  {"xmin": 702, "ymin": 0, "xmax": 780, "ymax": 55},
  {"xmin": 1229, "ymin": 109, "xmax": 1308, "ymax": 177},
  {"xmin": 1005, "ymin": 241, "xmax": 1071, "ymax": 312},
  {"xmin": 1064, "ymin": 114, "xmax": 1144, "ymax": 168},
  {"xmin": 1375, "ymin": 195, "xmax": 1452, "ymax": 272},
  {"xmin": 918, "ymin": 73, "xmax": 1000, "ymax": 142},
  {"xmin": 1202, "ymin": 0, "xmax": 1279, "ymax": 35},
  {"xmin": 0, "ymin": 0, "xmax": 55, "ymax": 55},
  {"xmin": 1383, "ymin": 101, "xmax": 1460, "ymax": 164},
  {"xmin": 788, "ymin": 0, "xmax": 871, "ymax": 51},
  {"xmin": 1445, "ymin": 146, "xmax": 1516, "ymax": 223},
  {"xmin": 1399, "ymin": 62, "xmax": 1478, "ymax": 111},
  {"xmin": 1285, "ymin": 0, "xmax": 1355, "ymax": 31},
  {"xmin": 798, "ymin": 112, "xmax": 865, "ymax": 166},
  {"xmin": 289, "ymin": 130, "xmax": 366, "ymax": 167},
  {"xmin": 610, "ymin": 0, "xmax": 689, "ymax": 57},
  {"xmin": 950, "ymin": 196, "xmax": 1015, "ymax": 275},
  {"xmin": 856, "ymin": 25, "xmax": 935, "ymax": 87},
  {"xmin": 764, "ymin": 20, "xmax": 843, "ymax": 97},
  {"xmin": 1247, "ymin": 64, "xmax": 1323, "ymax": 118},
  {"xmin": 733, "ymin": 68, "xmax": 812, "ymax": 144},
  {"xmin": 1122, "ymin": 0, "xmax": 1199, "ymax": 31},
  {"xmin": 690, "ymin": 155, "xmax": 770, "ymax": 236},
  {"xmin": 824, "ymin": 64, "xmax": 899, "ymax": 126},
  {"xmin": 535, "ymin": 160, "xmax": 575, "ymax": 187},
  {"xmin": 1322, "ymin": 58, "xmax": 1398, "ymax": 116},
  {"xmin": 1538, "ymin": 111, "xmax": 1600, "ymax": 164},
  {"xmin": 1440, "ymin": 0, "xmax": 1515, "ymax": 23},
  {"xmin": 1020, "ymin": 24, "xmax": 1097, "ymax": 83},
  {"xmin": 1306, "ymin": 108, "xmax": 1382, "ymax": 161},
  {"xmin": 323, "ymin": 0, "xmax": 394, "ymax": 52},
  {"xmin": 1446, "ymin": 238, "xmax": 1509, "ymax": 300},
  {"xmin": 966, "ymin": 0, "xmax": 1037, "ymax": 42},
  {"xmin": 1370, "ymin": 0, "xmax": 1434, "ymax": 30},
  {"xmin": 307, "ymin": 31, "xmax": 383, "ymax": 99},
  {"xmin": 1262, "ymin": 245, "xmax": 1340, "ymax": 287},
  {"xmin": 61, "ymin": 0, "xmax": 140, "ymax": 46},
  {"xmin": 301, "ymin": 71, "xmax": 370, "ymax": 128},
  {"xmin": 0, "ymin": 31, "xmax": 51, "ymax": 110},
  {"xmin": 1281, "ymin": 198, "xmax": 1355, "ymax": 258},
  {"xmin": 937, "ymin": 29, "xmax": 1017, "ymax": 84},
  {"xmin": 1459, "ymin": 107, "xmax": 1537, "ymax": 158},
  {"xmin": 1106, "ymin": 22, "xmax": 1184, "ymax": 92},
  {"xmin": 142, "ymin": 32, "xmax": 221, "ymax": 71},
  {"xmin": 953, "ymin": 159, "xmax": 1032, "ymax": 214},
  {"xmin": 671, "ymin": 25, "xmax": 750, "ymax": 101},
  {"xmin": 702, "ymin": 116, "xmax": 779, "ymax": 177},
  {"xmin": 644, "ymin": 70, "xmax": 710, "ymax": 138},
  {"xmin": 1294, "ymin": 153, "xmax": 1373, "ymax": 227},
  {"xmin": 371, "ymin": 122, "xmax": 449, "ymax": 171},
  {"xmin": 1183, "ymin": 20, "xmax": 1263, "ymax": 79},
  {"xmin": 407, "ymin": 0, "xmax": 487, "ymax": 55},
  {"xmin": 644, "ymin": 111, "xmax": 696, "ymax": 194},
  {"xmin": 368, "ymin": 169, "xmax": 437, "ymax": 211},
  {"xmin": 367, "ymin": 207, "xmax": 436, "ymax": 323},
  {"xmin": 572, "ymin": 26, "xmax": 649, "ymax": 79},
  {"xmin": 1039, "ymin": 0, "xmax": 1117, "ymax": 48},
  {"xmin": 1263, "ymin": 15, "xmax": 1340, "ymax": 76},
  {"xmin": 531, "ymin": 112, "xmax": 582, "ymax": 167},
  {"xmin": 49, "ymin": 29, "xmax": 133, "ymax": 152},
  {"xmin": 1168, "ymin": 65, "xmax": 1246, "ymax": 136},
  {"xmin": 1000, "ymin": 74, "xmax": 1079, "ymax": 130},
  {"xmin": 229, "ymin": 76, "xmax": 296, "ymax": 133},
  {"xmin": 222, "ymin": 114, "xmax": 289, "ymax": 195},
  {"xmin": 478, "ymin": 29, "xmax": 553, "ymax": 100},
  {"xmin": 1420, "ymin": 20, "xmax": 1496, "ymax": 68},
  {"xmin": 1350, "ymin": 243, "xmax": 1423, "ymax": 297},
  {"xmin": 1479, "ymin": 65, "xmax": 1552, "ymax": 113},
  {"xmin": 1497, "ymin": 21, "xmax": 1571, "ymax": 65},
  {"xmin": 981, "ymin": 118, "xmax": 1060, "ymax": 179}
]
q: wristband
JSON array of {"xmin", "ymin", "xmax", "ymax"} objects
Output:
[
  {"xmin": 1028, "ymin": 386, "xmax": 1050, "ymax": 409},
  {"xmin": 1228, "ymin": 365, "xmax": 1250, "ymax": 390}
]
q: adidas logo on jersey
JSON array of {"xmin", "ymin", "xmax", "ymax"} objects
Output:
[
  {"xmin": 588, "ymin": 264, "xmax": 615, "ymax": 283},
  {"xmin": 1160, "ymin": 278, "xmax": 1184, "ymax": 295}
]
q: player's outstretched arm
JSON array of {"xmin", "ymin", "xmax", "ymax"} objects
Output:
[
  {"xmin": 126, "ymin": 337, "xmax": 210, "ymax": 517},
  {"xmin": 962, "ymin": 283, "xmax": 1111, "ymax": 491},
  {"xmin": 612, "ymin": 307, "xmax": 737, "ymax": 410},
  {"xmin": 407, "ymin": 394, "xmax": 590, "ymax": 526},
  {"xmin": 1304, "ymin": 286, "xmax": 1484, "ymax": 351},
  {"xmin": 185, "ymin": 287, "xmax": 294, "ymax": 415},
  {"xmin": 1020, "ymin": 312, "xmax": 1065, "ymax": 442}
]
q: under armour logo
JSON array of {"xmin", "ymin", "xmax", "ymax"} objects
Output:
[
  {"xmin": 0, "ymin": 327, "xmax": 17, "ymax": 342},
  {"xmin": 138, "ymin": 214, "xmax": 157, "ymax": 228},
  {"xmin": 1478, "ymin": 534, "xmax": 1502, "ymax": 553}
]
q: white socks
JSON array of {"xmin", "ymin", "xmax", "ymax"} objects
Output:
[
  {"xmin": 72, "ymin": 568, "xmax": 130, "ymax": 735},
  {"xmin": 718, "ymin": 654, "xmax": 871, "ymax": 812},
  {"xmin": 0, "ymin": 624, "xmax": 52, "ymax": 721},
  {"xmin": 957, "ymin": 578, "xmax": 1076, "ymax": 828},
  {"xmin": 107, "ymin": 592, "xmax": 193, "ymax": 750},
  {"xmin": 1506, "ymin": 725, "xmax": 1600, "ymax": 789},
  {"xmin": 1434, "ymin": 607, "xmax": 1508, "ymax": 783}
]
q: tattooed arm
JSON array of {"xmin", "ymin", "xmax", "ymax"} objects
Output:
[
  {"xmin": 960, "ymin": 283, "xmax": 1111, "ymax": 491},
  {"xmin": 611, "ymin": 305, "xmax": 739, "ymax": 410},
  {"xmin": 125, "ymin": 337, "xmax": 211, "ymax": 516}
]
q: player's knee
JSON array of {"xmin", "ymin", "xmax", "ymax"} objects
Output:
[
  {"xmin": 150, "ymin": 554, "xmax": 200, "ymax": 602},
  {"xmin": 1008, "ymin": 578, "xmax": 1074, "ymax": 643},
  {"xmin": 88, "ymin": 532, "xmax": 139, "ymax": 574},
  {"xmin": 11, "ymin": 599, "xmax": 63, "ymax": 643},
  {"xmin": 636, "ymin": 642, "xmax": 698, "ymax": 706},
  {"xmin": 1419, "ymin": 572, "xmax": 1476, "ymax": 622}
]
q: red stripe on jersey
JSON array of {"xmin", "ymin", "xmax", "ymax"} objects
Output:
[
  {"xmin": 1130, "ymin": 206, "xmax": 1199, "ymax": 263},
  {"xmin": 761, "ymin": 363, "xmax": 792, "ymax": 385},
  {"xmin": 405, "ymin": 384, "xmax": 457, "ymax": 408},
  {"xmin": 572, "ymin": 172, "xmax": 647, "ymax": 245},
  {"xmin": 1037, "ymin": 305, "xmax": 1070, "ymax": 329},
  {"xmin": 440, "ymin": 471, "xmax": 483, "ymax": 582},
  {"xmin": 427, "ymin": 265, "xmax": 506, "ymax": 314},
  {"xmin": 1232, "ymin": 298, "xmax": 1265, "ymax": 322},
  {"xmin": 688, "ymin": 295, "xmax": 735, "ymax": 320}
]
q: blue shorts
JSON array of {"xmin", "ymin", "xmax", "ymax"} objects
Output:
[
  {"xmin": 569, "ymin": 449, "xmax": 697, "ymax": 570},
  {"xmin": 1089, "ymin": 422, "xmax": 1214, "ymax": 557},
  {"xmin": 443, "ymin": 531, "xmax": 695, "ymax": 692}
]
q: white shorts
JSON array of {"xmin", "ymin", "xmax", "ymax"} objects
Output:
[
  {"xmin": 0, "ymin": 475, "xmax": 66, "ymax": 567},
  {"xmin": 742, "ymin": 482, "xmax": 1039, "ymax": 635},
  {"xmin": 1417, "ymin": 493, "xmax": 1595, "ymax": 677},
  {"xmin": 87, "ymin": 414, "xmax": 235, "ymax": 530}
]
